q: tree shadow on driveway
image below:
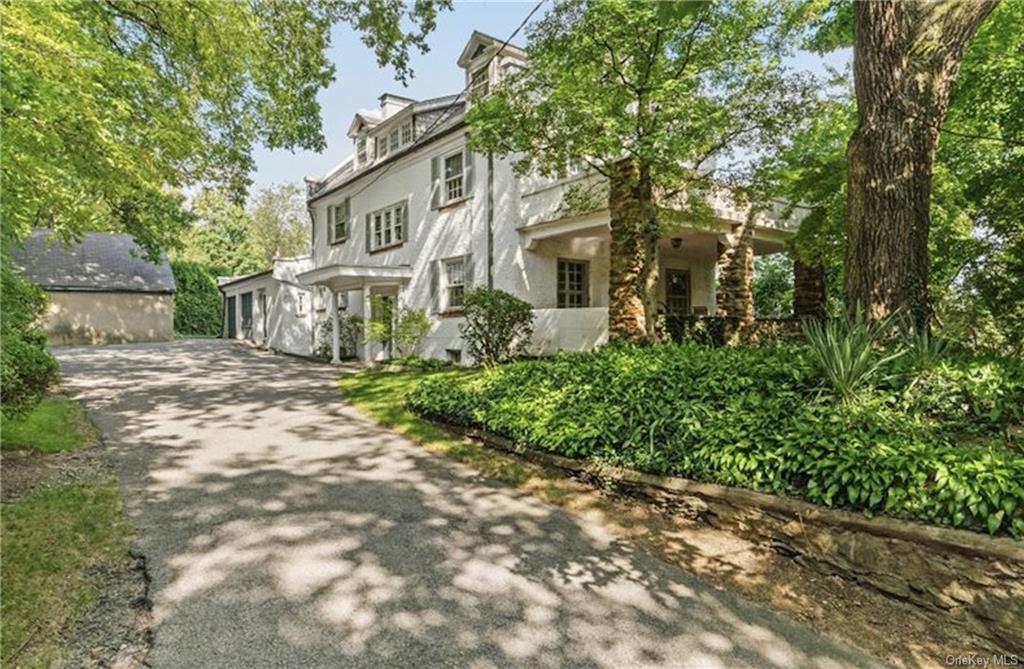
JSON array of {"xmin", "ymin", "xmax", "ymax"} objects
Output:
[{"xmin": 55, "ymin": 340, "xmax": 888, "ymax": 669}]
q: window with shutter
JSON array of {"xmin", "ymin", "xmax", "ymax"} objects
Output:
[
  {"xmin": 443, "ymin": 151, "xmax": 464, "ymax": 202},
  {"xmin": 367, "ymin": 201, "xmax": 408, "ymax": 251},
  {"xmin": 444, "ymin": 258, "xmax": 466, "ymax": 310}
]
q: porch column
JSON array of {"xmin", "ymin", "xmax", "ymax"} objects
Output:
[
  {"xmin": 793, "ymin": 259, "xmax": 827, "ymax": 320},
  {"xmin": 715, "ymin": 218, "xmax": 754, "ymax": 325},
  {"xmin": 330, "ymin": 289, "xmax": 341, "ymax": 365},
  {"xmin": 362, "ymin": 287, "xmax": 373, "ymax": 363}
]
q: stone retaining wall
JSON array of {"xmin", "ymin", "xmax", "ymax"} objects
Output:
[{"xmin": 440, "ymin": 422, "xmax": 1024, "ymax": 654}]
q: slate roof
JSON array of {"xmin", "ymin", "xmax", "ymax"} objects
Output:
[
  {"xmin": 12, "ymin": 230, "xmax": 176, "ymax": 294},
  {"xmin": 308, "ymin": 94, "xmax": 466, "ymax": 201}
]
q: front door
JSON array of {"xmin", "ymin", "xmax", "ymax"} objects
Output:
[
  {"xmin": 226, "ymin": 296, "xmax": 237, "ymax": 338},
  {"xmin": 241, "ymin": 292, "xmax": 254, "ymax": 340},
  {"xmin": 665, "ymin": 269, "xmax": 691, "ymax": 316}
]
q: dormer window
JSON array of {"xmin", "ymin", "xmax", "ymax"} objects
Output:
[
  {"xmin": 378, "ymin": 134, "xmax": 389, "ymax": 158},
  {"xmin": 469, "ymin": 67, "xmax": 489, "ymax": 98},
  {"xmin": 389, "ymin": 129, "xmax": 400, "ymax": 153},
  {"xmin": 357, "ymin": 136, "xmax": 367, "ymax": 164},
  {"xmin": 401, "ymin": 122, "xmax": 413, "ymax": 145}
]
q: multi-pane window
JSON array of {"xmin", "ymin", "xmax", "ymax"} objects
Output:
[
  {"xmin": 370, "ymin": 202, "xmax": 407, "ymax": 251},
  {"xmin": 378, "ymin": 135, "xmax": 389, "ymax": 158},
  {"xmin": 445, "ymin": 258, "xmax": 466, "ymax": 309},
  {"xmin": 401, "ymin": 122, "xmax": 414, "ymax": 145},
  {"xmin": 357, "ymin": 136, "xmax": 367, "ymax": 163},
  {"xmin": 665, "ymin": 269, "xmax": 691, "ymax": 315},
  {"xmin": 444, "ymin": 152, "xmax": 464, "ymax": 202},
  {"xmin": 389, "ymin": 130, "xmax": 400, "ymax": 153},
  {"xmin": 329, "ymin": 198, "xmax": 349, "ymax": 243},
  {"xmin": 470, "ymin": 67, "xmax": 490, "ymax": 98},
  {"xmin": 557, "ymin": 259, "xmax": 589, "ymax": 308}
]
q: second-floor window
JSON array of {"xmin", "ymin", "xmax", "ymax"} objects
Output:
[
  {"xmin": 370, "ymin": 202, "xmax": 407, "ymax": 251},
  {"xmin": 357, "ymin": 136, "xmax": 367, "ymax": 164},
  {"xmin": 329, "ymin": 198, "xmax": 350, "ymax": 243},
  {"xmin": 401, "ymin": 122, "xmax": 413, "ymax": 144},
  {"xmin": 444, "ymin": 151, "xmax": 464, "ymax": 202},
  {"xmin": 389, "ymin": 130, "xmax": 400, "ymax": 153}
]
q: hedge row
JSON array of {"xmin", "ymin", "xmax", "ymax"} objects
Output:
[
  {"xmin": 171, "ymin": 261, "xmax": 227, "ymax": 337},
  {"xmin": 405, "ymin": 344, "xmax": 1024, "ymax": 537}
]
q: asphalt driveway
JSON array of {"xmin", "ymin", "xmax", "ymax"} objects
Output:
[{"xmin": 55, "ymin": 340, "xmax": 887, "ymax": 669}]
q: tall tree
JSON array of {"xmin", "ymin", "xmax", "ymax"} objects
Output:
[
  {"xmin": 249, "ymin": 184, "xmax": 310, "ymax": 262},
  {"xmin": 469, "ymin": 0, "xmax": 814, "ymax": 340},
  {"xmin": 844, "ymin": 0, "xmax": 997, "ymax": 325},
  {"xmin": 1, "ymin": 0, "xmax": 450, "ymax": 258}
]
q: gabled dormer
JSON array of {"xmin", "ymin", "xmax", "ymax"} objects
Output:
[
  {"xmin": 347, "ymin": 111, "xmax": 381, "ymax": 167},
  {"xmin": 457, "ymin": 31, "xmax": 526, "ymax": 101}
]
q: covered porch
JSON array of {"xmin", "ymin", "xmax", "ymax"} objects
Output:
[
  {"xmin": 297, "ymin": 263, "xmax": 413, "ymax": 364},
  {"xmin": 516, "ymin": 207, "xmax": 796, "ymax": 323}
]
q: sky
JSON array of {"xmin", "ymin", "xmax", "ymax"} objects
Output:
[{"xmin": 249, "ymin": 1, "xmax": 851, "ymax": 191}]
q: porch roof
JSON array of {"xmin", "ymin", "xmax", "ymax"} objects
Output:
[
  {"xmin": 518, "ymin": 209, "xmax": 792, "ymax": 254},
  {"xmin": 297, "ymin": 263, "xmax": 413, "ymax": 292}
]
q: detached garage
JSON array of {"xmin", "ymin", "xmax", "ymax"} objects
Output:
[{"xmin": 13, "ymin": 229, "xmax": 176, "ymax": 346}]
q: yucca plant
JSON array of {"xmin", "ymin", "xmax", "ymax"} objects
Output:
[
  {"xmin": 800, "ymin": 309, "xmax": 904, "ymax": 403},
  {"xmin": 901, "ymin": 321, "xmax": 952, "ymax": 370}
]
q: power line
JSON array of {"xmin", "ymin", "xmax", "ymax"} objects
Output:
[{"xmin": 338, "ymin": 0, "xmax": 547, "ymax": 202}]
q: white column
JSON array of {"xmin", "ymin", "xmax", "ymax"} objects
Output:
[
  {"xmin": 330, "ymin": 289, "xmax": 341, "ymax": 365},
  {"xmin": 362, "ymin": 287, "xmax": 373, "ymax": 363}
]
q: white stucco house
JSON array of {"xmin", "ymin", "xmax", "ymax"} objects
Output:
[
  {"xmin": 225, "ymin": 31, "xmax": 799, "ymax": 363},
  {"xmin": 218, "ymin": 256, "xmax": 324, "ymax": 357}
]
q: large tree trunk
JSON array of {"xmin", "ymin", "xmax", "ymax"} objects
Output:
[
  {"xmin": 608, "ymin": 160, "xmax": 660, "ymax": 341},
  {"xmin": 845, "ymin": 0, "xmax": 997, "ymax": 327}
]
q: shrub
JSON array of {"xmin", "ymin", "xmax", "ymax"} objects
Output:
[
  {"xmin": 801, "ymin": 310, "xmax": 904, "ymax": 402},
  {"xmin": 170, "ymin": 261, "xmax": 227, "ymax": 336},
  {"xmin": 0, "ymin": 265, "xmax": 59, "ymax": 416},
  {"xmin": 459, "ymin": 288, "xmax": 534, "ymax": 367},
  {"xmin": 315, "ymin": 310, "xmax": 363, "ymax": 360},
  {"xmin": 406, "ymin": 344, "xmax": 1024, "ymax": 536},
  {"xmin": 896, "ymin": 355, "xmax": 1024, "ymax": 437},
  {"xmin": 365, "ymin": 297, "xmax": 431, "ymax": 359}
]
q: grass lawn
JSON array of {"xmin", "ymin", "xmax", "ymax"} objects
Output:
[
  {"xmin": 0, "ymin": 397, "xmax": 132, "ymax": 668},
  {"xmin": 1, "ymin": 484, "xmax": 131, "ymax": 667},
  {"xmin": 338, "ymin": 370, "xmax": 594, "ymax": 507},
  {"xmin": 1, "ymin": 397, "xmax": 97, "ymax": 453}
]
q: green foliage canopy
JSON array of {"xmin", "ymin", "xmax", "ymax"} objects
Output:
[
  {"xmin": 1, "ymin": 0, "xmax": 450, "ymax": 257},
  {"xmin": 468, "ymin": 0, "xmax": 817, "ymax": 214}
]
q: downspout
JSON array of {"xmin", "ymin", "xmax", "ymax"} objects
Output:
[{"xmin": 486, "ymin": 152, "xmax": 495, "ymax": 289}]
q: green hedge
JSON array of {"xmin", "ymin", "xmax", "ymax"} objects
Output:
[
  {"xmin": 171, "ymin": 261, "xmax": 227, "ymax": 336},
  {"xmin": 406, "ymin": 344, "xmax": 1024, "ymax": 537},
  {"xmin": 0, "ymin": 265, "xmax": 59, "ymax": 416}
]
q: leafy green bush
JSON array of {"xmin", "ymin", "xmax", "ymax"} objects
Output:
[
  {"xmin": 315, "ymin": 310, "xmax": 363, "ymax": 360},
  {"xmin": 895, "ymin": 355, "xmax": 1024, "ymax": 437},
  {"xmin": 406, "ymin": 344, "xmax": 1024, "ymax": 536},
  {"xmin": 170, "ymin": 261, "xmax": 227, "ymax": 336},
  {"xmin": 389, "ymin": 356, "xmax": 450, "ymax": 371},
  {"xmin": 459, "ymin": 288, "xmax": 534, "ymax": 366},
  {"xmin": 365, "ymin": 296, "xmax": 431, "ymax": 359},
  {"xmin": 1, "ymin": 265, "xmax": 59, "ymax": 416}
]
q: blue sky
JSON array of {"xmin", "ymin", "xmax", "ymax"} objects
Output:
[{"xmin": 249, "ymin": 1, "xmax": 851, "ymax": 190}]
